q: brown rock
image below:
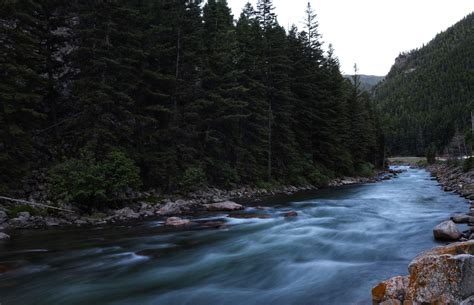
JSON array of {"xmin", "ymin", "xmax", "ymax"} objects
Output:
[
  {"xmin": 373, "ymin": 241, "xmax": 474, "ymax": 305},
  {"xmin": 372, "ymin": 276, "xmax": 409, "ymax": 304},
  {"xmin": 433, "ymin": 220, "xmax": 462, "ymax": 241},
  {"xmin": 451, "ymin": 214, "xmax": 474, "ymax": 224},
  {"xmin": 406, "ymin": 240, "xmax": 474, "ymax": 304},
  {"xmin": 165, "ymin": 217, "xmax": 192, "ymax": 226}
]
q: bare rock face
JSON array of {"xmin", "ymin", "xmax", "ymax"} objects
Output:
[
  {"xmin": 372, "ymin": 240, "xmax": 474, "ymax": 305},
  {"xmin": 204, "ymin": 201, "xmax": 244, "ymax": 211},
  {"xmin": 433, "ymin": 220, "xmax": 462, "ymax": 241},
  {"xmin": 165, "ymin": 217, "xmax": 191, "ymax": 227}
]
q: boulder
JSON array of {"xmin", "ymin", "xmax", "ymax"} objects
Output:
[
  {"xmin": 406, "ymin": 240, "xmax": 474, "ymax": 304},
  {"xmin": 451, "ymin": 214, "xmax": 474, "ymax": 224},
  {"xmin": 433, "ymin": 220, "xmax": 462, "ymax": 241},
  {"xmin": 9, "ymin": 212, "xmax": 32, "ymax": 228},
  {"xmin": 372, "ymin": 276, "xmax": 409, "ymax": 304},
  {"xmin": 204, "ymin": 201, "xmax": 244, "ymax": 211},
  {"xmin": 165, "ymin": 217, "xmax": 191, "ymax": 226},
  {"xmin": 372, "ymin": 241, "xmax": 474, "ymax": 305},
  {"xmin": 0, "ymin": 232, "xmax": 10, "ymax": 240},
  {"xmin": 461, "ymin": 296, "xmax": 474, "ymax": 305},
  {"xmin": 0, "ymin": 210, "xmax": 7, "ymax": 224},
  {"xmin": 114, "ymin": 207, "xmax": 140, "ymax": 220},
  {"xmin": 156, "ymin": 201, "xmax": 182, "ymax": 216}
]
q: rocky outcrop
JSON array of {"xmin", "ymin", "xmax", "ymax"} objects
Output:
[
  {"xmin": 0, "ymin": 232, "xmax": 10, "ymax": 240},
  {"xmin": 372, "ymin": 240, "xmax": 474, "ymax": 305},
  {"xmin": 433, "ymin": 220, "xmax": 463, "ymax": 241}
]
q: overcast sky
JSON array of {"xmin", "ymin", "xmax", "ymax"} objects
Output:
[{"xmin": 227, "ymin": 0, "xmax": 474, "ymax": 76}]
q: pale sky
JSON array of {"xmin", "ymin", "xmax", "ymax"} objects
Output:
[{"xmin": 228, "ymin": 0, "xmax": 474, "ymax": 76}]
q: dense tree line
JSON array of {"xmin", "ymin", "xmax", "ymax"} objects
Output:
[
  {"xmin": 375, "ymin": 12, "xmax": 473, "ymax": 156},
  {"xmin": 0, "ymin": 0, "xmax": 383, "ymax": 200}
]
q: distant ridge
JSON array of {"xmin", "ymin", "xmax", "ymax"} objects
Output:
[{"xmin": 343, "ymin": 74, "xmax": 384, "ymax": 92}]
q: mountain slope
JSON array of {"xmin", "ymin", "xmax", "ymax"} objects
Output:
[{"xmin": 375, "ymin": 12, "xmax": 474, "ymax": 156}]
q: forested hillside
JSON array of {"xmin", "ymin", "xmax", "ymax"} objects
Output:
[
  {"xmin": 0, "ymin": 0, "xmax": 383, "ymax": 203},
  {"xmin": 375, "ymin": 12, "xmax": 474, "ymax": 156}
]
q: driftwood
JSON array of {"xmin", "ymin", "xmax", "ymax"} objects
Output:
[{"xmin": 0, "ymin": 196, "xmax": 74, "ymax": 213}]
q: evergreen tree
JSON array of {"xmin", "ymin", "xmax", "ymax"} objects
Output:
[{"xmin": 0, "ymin": 0, "xmax": 45, "ymax": 191}]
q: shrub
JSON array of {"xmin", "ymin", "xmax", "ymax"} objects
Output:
[
  {"xmin": 6, "ymin": 205, "xmax": 39, "ymax": 218},
  {"xmin": 355, "ymin": 162, "xmax": 374, "ymax": 178},
  {"xmin": 179, "ymin": 166, "xmax": 207, "ymax": 192},
  {"xmin": 48, "ymin": 150, "xmax": 141, "ymax": 207},
  {"xmin": 308, "ymin": 166, "xmax": 330, "ymax": 187}
]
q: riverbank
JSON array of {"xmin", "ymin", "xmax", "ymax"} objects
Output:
[
  {"xmin": 0, "ymin": 166, "xmax": 459, "ymax": 305},
  {"xmin": 372, "ymin": 162, "xmax": 474, "ymax": 305},
  {"xmin": 0, "ymin": 170, "xmax": 398, "ymax": 236}
]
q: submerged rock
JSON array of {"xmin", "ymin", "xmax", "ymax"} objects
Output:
[
  {"xmin": 199, "ymin": 221, "xmax": 226, "ymax": 228},
  {"xmin": 372, "ymin": 240, "xmax": 474, "ymax": 304},
  {"xmin": 283, "ymin": 211, "xmax": 298, "ymax": 217},
  {"xmin": 165, "ymin": 217, "xmax": 191, "ymax": 227},
  {"xmin": 433, "ymin": 220, "xmax": 462, "ymax": 241},
  {"xmin": 228, "ymin": 213, "xmax": 271, "ymax": 219},
  {"xmin": 204, "ymin": 201, "xmax": 244, "ymax": 211}
]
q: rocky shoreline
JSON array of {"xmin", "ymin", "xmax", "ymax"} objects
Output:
[
  {"xmin": 372, "ymin": 163, "xmax": 474, "ymax": 305},
  {"xmin": 0, "ymin": 170, "xmax": 398, "ymax": 239}
]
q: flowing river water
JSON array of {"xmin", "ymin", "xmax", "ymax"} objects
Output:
[{"xmin": 0, "ymin": 166, "xmax": 469, "ymax": 305}]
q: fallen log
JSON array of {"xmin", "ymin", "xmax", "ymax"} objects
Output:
[{"xmin": 0, "ymin": 196, "xmax": 74, "ymax": 213}]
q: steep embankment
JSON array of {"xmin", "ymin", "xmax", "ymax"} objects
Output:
[{"xmin": 375, "ymin": 13, "xmax": 474, "ymax": 156}]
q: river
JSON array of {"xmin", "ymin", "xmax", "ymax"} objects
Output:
[{"xmin": 0, "ymin": 166, "xmax": 468, "ymax": 305}]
